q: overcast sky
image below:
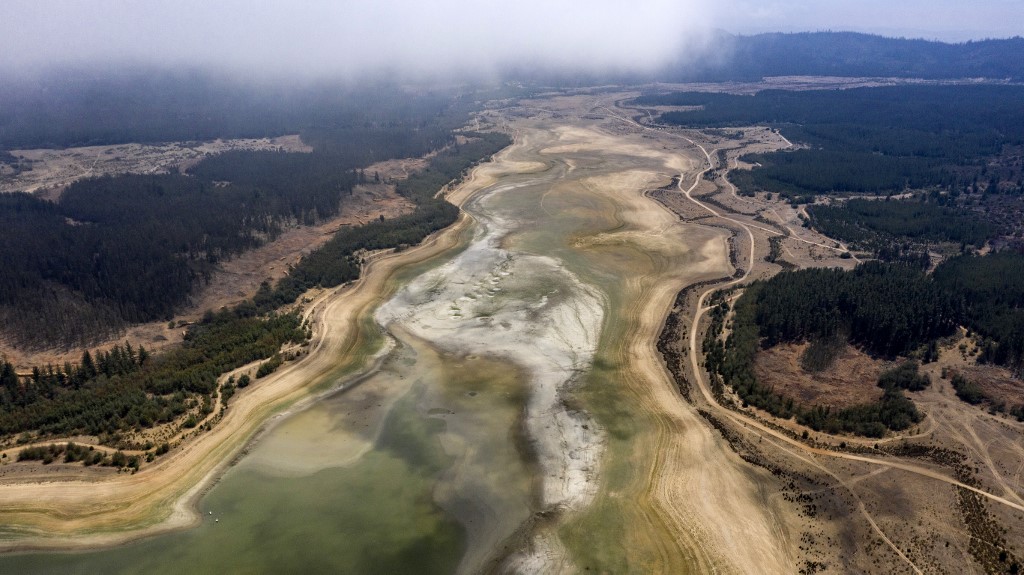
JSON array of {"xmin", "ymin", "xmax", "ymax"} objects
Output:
[{"xmin": 2, "ymin": 0, "xmax": 1022, "ymax": 77}]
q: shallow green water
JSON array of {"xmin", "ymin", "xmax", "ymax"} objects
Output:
[
  {"xmin": 2, "ymin": 337, "xmax": 536, "ymax": 574},
  {"xmin": 5, "ymin": 388, "xmax": 457, "ymax": 574}
]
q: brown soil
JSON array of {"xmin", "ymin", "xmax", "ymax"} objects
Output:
[
  {"xmin": 754, "ymin": 343, "xmax": 886, "ymax": 409},
  {"xmin": 186, "ymin": 180, "xmax": 413, "ymax": 319},
  {"xmin": 961, "ymin": 364, "xmax": 1024, "ymax": 408},
  {"xmin": 0, "ymin": 461, "xmax": 116, "ymax": 483},
  {"xmin": 916, "ymin": 331, "xmax": 1024, "ymax": 411}
]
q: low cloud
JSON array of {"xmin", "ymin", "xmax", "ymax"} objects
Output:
[
  {"xmin": 5, "ymin": 1, "xmax": 1018, "ymax": 80},
  {"xmin": 2, "ymin": 0, "xmax": 713, "ymax": 78}
]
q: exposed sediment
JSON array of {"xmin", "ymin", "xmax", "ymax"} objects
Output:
[{"xmin": 378, "ymin": 184, "xmax": 605, "ymax": 514}]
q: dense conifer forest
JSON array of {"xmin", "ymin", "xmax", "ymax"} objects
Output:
[
  {"xmin": 0, "ymin": 312, "xmax": 304, "ymax": 439},
  {"xmin": 638, "ymin": 85, "xmax": 1024, "ymax": 262},
  {"xmin": 0, "ymin": 81, "xmax": 484, "ymax": 349},
  {"xmin": 750, "ymin": 262, "xmax": 958, "ymax": 357},
  {"xmin": 806, "ymin": 198, "xmax": 995, "ymax": 254},
  {"xmin": 637, "ymin": 85, "xmax": 1024, "ymax": 203},
  {"xmin": 0, "ymin": 163, "xmax": 355, "ymax": 348},
  {"xmin": 0, "ymin": 122, "xmax": 509, "ymax": 445},
  {"xmin": 639, "ymin": 84, "xmax": 1024, "ymax": 434},
  {"xmin": 933, "ymin": 252, "xmax": 1024, "ymax": 367}
]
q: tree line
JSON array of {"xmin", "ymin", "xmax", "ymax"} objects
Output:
[
  {"xmin": 933, "ymin": 252, "xmax": 1024, "ymax": 368},
  {"xmin": 17, "ymin": 442, "xmax": 140, "ymax": 469},
  {"xmin": 745, "ymin": 254, "xmax": 1024, "ymax": 365},
  {"xmin": 251, "ymin": 132, "xmax": 510, "ymax": 313},
  {"xmin": 0, "ymin": 312, "xmax": 305, "ymax": 438},
  {"xmin": 1, "ymin": 129, "xmax": 511, "ymax": 452},
  {"xmin": 0, "ymin": 162, "xmax": 355, "ymax": 348},
  {"xmin": 705, "ymin": 253, "xmax": 1024, "ymax": 436},
  {"xmin": 666, "ymin": 32, "xmax": 1024, "ymax": 82},
  {"xmin": 639, "ymin": 85, "xmax": 1024, "ymax": 202}
]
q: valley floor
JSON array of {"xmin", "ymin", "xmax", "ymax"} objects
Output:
[{"xmin": 0, "ymin": 88, "xmax": 1021, "ymax": 574}]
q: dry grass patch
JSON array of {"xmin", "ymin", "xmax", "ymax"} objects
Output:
[
  {"xmin": 754, "ymin": 342, "xmax": 887, "ymax": 409},
  {"xmin": 953, "ymin": 364, "xmax": 1023, "ymax": 408}
]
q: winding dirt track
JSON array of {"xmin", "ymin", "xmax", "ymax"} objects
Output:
[
  {"xmin": 499, "ymin": 98, "xmax": 803, "ymax": 573},
  {"xmin": 617, "ymin": 104, "xmax": 1024, "ymax": 574},
  {"xmin": 678, "ymin": 142, "xmax": 1024, "ymax": 517},
  {"xmin": 602, "ymin": 99, "xmax": 1024, "ymax": 517}
]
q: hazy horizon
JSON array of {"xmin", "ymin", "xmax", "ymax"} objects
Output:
[
  {"xmin": 2, "ymin": 1, "xmax": 1022, "ymax": 80},
  {"xmin": 722, "ymin": 0, "xmax": 1024, "ymax": 43}
]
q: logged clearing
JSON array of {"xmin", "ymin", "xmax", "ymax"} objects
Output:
[{"xmin": 754, "ymin": 343, "xmax": 887, "ymax": 409}]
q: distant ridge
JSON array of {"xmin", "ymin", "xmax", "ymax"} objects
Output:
[{"xmin": 671, "ymin": 31, "xmax": 1024, "ymax": 82}]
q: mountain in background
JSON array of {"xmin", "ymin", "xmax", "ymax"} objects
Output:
[{"xmin": 671, "ymin": 31, "xmax": 1024, "ymax": 81}]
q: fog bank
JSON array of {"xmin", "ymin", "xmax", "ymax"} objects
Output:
[{"xmin": 2, "ymin": 0, "xmax": 711, "ymax": 78}]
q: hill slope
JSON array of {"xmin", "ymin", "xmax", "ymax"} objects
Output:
[{"xmin": 669, "ymin": 32, "xmax": 1024, "ymax": 81}]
